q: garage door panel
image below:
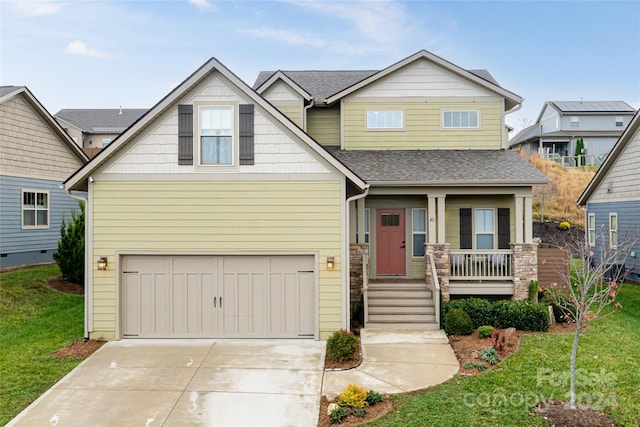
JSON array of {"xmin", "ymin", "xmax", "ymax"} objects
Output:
[{"xmin": 299, "ymin": 272, "xmax": 315, "ymax": 335}]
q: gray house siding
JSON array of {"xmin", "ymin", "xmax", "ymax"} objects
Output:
[
  {"xmin": 586, "ymin": 200, "xmax": 640, "ymax": 282},
  {"xmin": 0, "ymin": 175, "xmax": 83, "ymax": 268}
]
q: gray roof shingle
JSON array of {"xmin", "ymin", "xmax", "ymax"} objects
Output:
[
  {"xmin": 54, "ymin": 109, "xmax": 148, "ymax": 133},
  {"xmin": 331, "ymin": 149, "xmax": 549, "ymax": 184},
  {"xmin": 0, "ymin": 86, "xmax": 23, "ymax": 98},
  {"xmin": 550, "ymin": 101, "xmax": 635, "ymax": 113}
]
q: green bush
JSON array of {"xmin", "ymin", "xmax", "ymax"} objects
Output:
[
  {"xmin": 559, "ymin": 221, "xmax": 571, "ymax": 230},
  {"xmin": 442, "ymin": 298, "xmax": 493, "ymax": 328},
  {"xmin": 327, "ymin": 330, "xmax": 359, "ymax": 362},
  {"xmin": 477, "ymin": 325, "xmax": 494, "ymax": 339},
  {"xmin": 480, "ymin": 347, "xmax": 499, "ymax": 364},
  {"xmin": 528, "ymin": 280, "xmax": 539, "ymax": 302},
  {"xmin": 338, "ymin": 384, "xmax": 368, "ymax": 408},
  {"xmin": 366, "ymin": 390, "xmax": 383, "ymax": 405},
  {"xmin": 444, "ymin": 308, "xmax": 473, "ymax": 335},
  {"xmin": 53, "ymin": 201, "xmax": 85, "ymax": 286},
  {"xmin": 352, "ymin": 407, "xmax": 368, "ymax": 418},
  {"xmin": 329, "ymin": 406, "xmax": 350, "ymax": 424},
  {"xmin": 492, "ymin": 300, "xmax": 550, "ymax": 331},
  {"xmin": 464, "ymin": 361, "xmax": 487, "ymax": 371}
]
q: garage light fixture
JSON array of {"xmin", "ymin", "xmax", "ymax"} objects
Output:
[
  {"xmin": 97, "ymin": 257, "xmax": 108, "ymax": 271},
  {"xmin": 327, "ymin": 256, "xmax": 335, "ymax": 270}
]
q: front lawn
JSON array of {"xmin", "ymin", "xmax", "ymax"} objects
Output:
[
  {"xmin": 373, "ymin": 284, "xmax": 640, "ymax": 426},
  {"xmin": 0, "ymin": 265, "xmax": 85, "ymax": 425}
]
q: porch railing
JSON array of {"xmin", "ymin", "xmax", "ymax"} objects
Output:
[
  {"xmin": 428, "ymin": 253, "xmax": 440, "ymax": 327},
  {"xmin": 449, "ymin": 250, "xmax": 512, "ymax": 280},
  {"xmin": 362, "ymin": 250, "xmax": 370, "ymax": 326}
]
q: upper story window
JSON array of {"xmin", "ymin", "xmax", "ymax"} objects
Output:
[
  {"xmin": 615, "ymin": 116, "xmax": 624, "ymax": 127},
  {"xmin": 587, "ymin": 213, "xmax": 596, "ymax": 247},
  {"xmin": 442, "ymin": 110, "xmax": 479, "ymax": 129},
  {"xmin": 200, "ymin": 106, "xmax": 233, "ymax": 165},
  {"xmin": 102, "ymin": 138, "xmax": 112, "ymax": 147},
  {"xmin": 366, "ymin": 110, "xmax": 403, "ymax": 129},
  {"xmin": 570, "ymin": 116, "xmax": 579, "ymax": 128},
  {"xmin": 22, "ymin": 190, "xmax": 49, "ymax": 229}
]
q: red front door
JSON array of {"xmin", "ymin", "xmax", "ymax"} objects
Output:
[{"xmin": 376, "ymin": 209, "xmax": 405, "ymax": 275}]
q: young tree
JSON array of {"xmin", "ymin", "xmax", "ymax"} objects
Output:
[
  {"xmin": 574, "ymin": 137, "xmax": 585, "ymax": 167},
  {"xmin": 545, "ymin": 225, "xmax": 636, "ymax": 410},
  {"xmin": 53, "ymin": 201, "xmax": 85, "ymax": 286}
]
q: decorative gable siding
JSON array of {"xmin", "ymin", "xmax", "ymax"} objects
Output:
[
  {"xmin": 0, "ymin": 95, "xmax": 84, "ymax": 180},
  {"xmin": 102, "ymin": 74, "xmax": 331, "ymax": 175},
  {"xmin": 261, "ymin": 81, "xmax": 303, "ymax": 127},
  {"xmin": 589, "ymin": 126, "xmax": 640, "ymax": 202}
]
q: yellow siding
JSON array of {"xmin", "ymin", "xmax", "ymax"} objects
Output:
[
  {"xmin": 91, "ymin": 180, "xmax": 343, "ymax": 339},
  {"xmin": 444, "ymin": 195, "xmax": 515, "ymax": 249},
  {"xmin": 411, "ymin": 260, "xmax": 424, "ymax": 279},
  {"xmin": 343, "ymin": 101, "xmax": 503, "ymax": 150},
  {"xmin": 307, "ymin": 106, "xmax": 340, "ymax": 147},
  {"xmin": 271, "ymin": 102, "xmax": 302, "ymax": 127}
]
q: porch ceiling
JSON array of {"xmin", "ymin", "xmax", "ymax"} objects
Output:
[{"xmin": 331, "ymin": 149, "xmax": 549, "ymax": 185}]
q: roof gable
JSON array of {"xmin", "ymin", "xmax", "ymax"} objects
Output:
[
  {"xmin": 54, "ymin": 109, "xmax": 148, "ymax": 133},
  {"xmin": 255, "ymin": 71, "xmax": 312, "ymax": 101},
  {"xmin": 64, "ymin": 57, "xmax": 366, "ymax": 190}
]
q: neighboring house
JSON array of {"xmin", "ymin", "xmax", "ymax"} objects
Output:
[
  {"xmin": 510, "ymin": 101, "xmax": 635, "ymax": 166},
  {"xmin": 0, "ymin": 86, "xmax": 89, "ymax": 269},
  {"xmin": 64, "ymin": 50, "xmax": 547, "ymax": 342},
  {"xmin": 54, "ymin": 108, "xmax": 147, "ymax": 155},
  {"xmin": 578, "ymin": 111, "xmax": 640, "ymax": 282}
]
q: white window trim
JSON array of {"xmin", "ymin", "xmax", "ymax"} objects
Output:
[
  {"xmin": 355, "ymin": 208, "xmax": 371, "ymax": 244},
  {"xmin": 615, "ymin": 116, "xmax": 624, "ymax": 127},
  {"xmin": 102, "ymin": 138, "xmax": 112, "ymax": 148},
  {"xmin": 474, "ymin": 208, "xmax": 495, "ymax": 250},
  {"xmin": 365, "ymin": 110, "xmax": 405, "ymax": 131},
  {"xmin": 195, "ymin": 102, "xmax": 238, "ymax": 169},
  {"xmin": 587, "ymin": 213, "xmax": 596, "ymax": 247},
  {"xmin": 609, "ymin": 212, "xmax": 618, "ymax": 249},
  {"xmin": 441, "ymin": 109, "xmax": 480, "ymax": 130},
  {"xmin": 570, "ymin": 116, "xmax": 580, "ymax": 128},
  {"xmin": 21, "ymin": 189, "xmax": 50, "ymax": 229},
  {"xmin": 412, "ymin": 208, "xmax": 427, "ymax": 258}
]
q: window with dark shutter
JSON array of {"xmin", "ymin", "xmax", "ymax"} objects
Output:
[
  {"xmin": 178, "ymin": 104, "xmax": 193, "ymax": 165},
  {"xmin": 497, "ymin": 208, "xmax": 510, "ymax": 249},
  {"xmin": 239, "ymin": 104, "xmax": 254, "ymax": 165},
  {"xmin": 460, "ymin": 208, "xmax": 472, "ymax": 249}
]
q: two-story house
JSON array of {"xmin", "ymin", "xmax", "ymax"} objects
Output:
[
  {"xmin": 63, "ymin": 50, "xmax": 546, "ymax": 342},
  {"xmin": 509, "ymin": 101, "xmax": 635, "ymax": 166},
  {"xmin": 0, "ymin": 86, "xmax": 89, "ymax": 269}
]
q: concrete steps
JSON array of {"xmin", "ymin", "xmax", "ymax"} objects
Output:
[{"xmin": 366, "ymin": 282, "xmax": 438, "ymax": 327}]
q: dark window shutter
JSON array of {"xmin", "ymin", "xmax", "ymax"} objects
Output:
[
  {"xmin": 460, "ymin": 208, "xmax": 472, "ymax": 249},
  {"xmin": 178, "ymin": 104, "xmax": 193, "ymax": 165},
  {"xmin": 498, "ymin": 208, "xmax": 510, "ymax": 249},
  {"xmin": 239, "ymin": 104, "xmax": 254, "ymax": 165}
]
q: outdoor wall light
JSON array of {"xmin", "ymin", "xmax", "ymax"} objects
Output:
[
  {"xmin": 97, "ymin": 257, "xmax": 108, "ymax": 271},
  {"xmin": 327, "ymin": 256, "xmax": 335, "ymax": 270}
]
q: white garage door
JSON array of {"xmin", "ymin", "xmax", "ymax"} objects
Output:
[{"xmin": 121, "ymin": 255, "xmax": 315, "ymax": 339}]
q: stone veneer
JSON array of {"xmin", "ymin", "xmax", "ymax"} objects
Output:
[
  {"xmin": 511, "ymin": 242, "xmax": 538, "ymax": 300},
  {"xmin": 425, "ymin": 243, "xmax": 450, "ymax": 300},
  {"xmin": 349, "ymin": 243, "xmax": 369, "ymax": 309}
]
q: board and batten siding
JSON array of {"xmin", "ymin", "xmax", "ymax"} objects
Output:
[
  {"xmin": 0, "ymin": 95, "xmax": 82, "ymax": 180},
  {"xmin": 342, "ymin": 101, "xmax": 503, "ymax": 150},
  {"xmin": 0, "ymin": 176, "xmax": 83, "ymax": 268},
  {"xmin": 90, "ymin": 180, "xmax": 343, "ymax": 340},
  {"xmin": 306, "ymin": 106, "xmax": 341, "ymax": 147}
]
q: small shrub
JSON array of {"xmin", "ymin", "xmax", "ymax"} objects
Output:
[
  {"xmin": 492, "ymin": 300, "xmax": 550, "ymax": 331},
  {"xmin": 443, "ymin": 298, "xmax": 493, "ymax": 328},
  {"xmin": 528, "ymin": 280, "xmax": 539, "ymax": 302},
  {"xmin": 352, "ymin": 407, "xmax": 368, "ymax": 418},
  {"xmin": 444, "ymin": 308, "xmax": 473, "ymax": 335},
  {"xmin": 464, "ymin": 361, "xmax": 487, "ymax": 371},
  {"xmin": 53, "ymin": 201, "xmax": 85, "ymax": 286},
  {"xmin": 327, "ymin": 330, "xmax": 359, "ymax": 362},
  {"xmin": 338, "ymin": 384, "xmax": 368, "ymax": 408},
  {"xmin": 329, "ymin": 406, "xmax": 350, "ymax": 424},
  {"xmin": 366, "ymin": 390, "xmax": 383, "ymax": 405},
  {"xmin": 541, "ymin": 288, "xmax": 576, "ymax": 323},
  {"xmin": 480, "ymin": 347, "xmax": 499, "ymax": 365},
  {"xmin": 492, "ymin": 328, "xmax": 508, "ymax": 352},
  {"xmin": 477, "ymin": 325, "xmax": 494, "ymax": 339},
  {"xmin": 559, "ymin": 221, "xmax": 571, "ymax": 230}
]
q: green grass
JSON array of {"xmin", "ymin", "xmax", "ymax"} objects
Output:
[
  {"xmin": 0, "ymin": 265, "xmax": 85, "ymax": 425},
  {"xmin": 373, "ymin": 284, "xmax": 640, "ymax": 427}
]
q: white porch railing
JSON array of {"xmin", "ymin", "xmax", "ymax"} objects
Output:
[
  {"xmin": 449, "ymin": 250, "xmax": 513, "ymax": 280},
  {"xmin": 428, "ymin": 253, "xmax": 440, "ymax": 327},
  {"xmin": 362, "ymin": 250, "xmax": 369, "ymax": 326}
]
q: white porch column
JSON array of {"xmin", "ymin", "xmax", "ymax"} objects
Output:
[
  {"xmin": 524, "ymin": 195, "xmax": 533, "ymax": 243},
  {"xmin": 514, "ymin": 195, "xmax": 524, "ymax": 243},
  {"xmin": 356, "ymin": 198, "xmax": 366, "ymax": 244},
  {"xmin": 437, "ymin": 196, "xmax": 446, "ymax": 244},
  {"xmin": 428, "ymin": 196, "xmax": 437, "ymax": 243}
]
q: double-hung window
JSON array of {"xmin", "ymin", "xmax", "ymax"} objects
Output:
[
  {"xmin": 443, "ymin": 110, "xmax": 479, "ymax": 129},
  {"xmin": 412, "ymin": 208, "xmax": 427, "ymax": 257},
  {"xmin": 587, "ymin": 213, "xmax": 596, "ymax": 246},
  {"xmin": 22, "ymin": 190, "xmax": 49, "ymax": 228},
  {"xmin": 475, "ymin": 208, "xmax": 494, "ymax": 249},
  {"xmin": 615, "ymin": 116, "xmax": 624, "ymax": 127},
  {"xmin": 200, "ymin": 106, "xmax": 233, "ymax": 165},
  {"xmin": 570, "ymin": 116, "xmax": 579, "ymax": 128},
  {"xmin": 366, "ymin": 110, "xmax": 403, "ymax": 129},
  {"xmin": 609, "ymin": 213, "xmax": 618, "ymax": 248}
]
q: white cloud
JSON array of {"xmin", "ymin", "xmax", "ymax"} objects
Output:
[
  {"xmin": 189, "ymin": 0, "xmax": 216, "ymax": 11},
  {"xmin": 8, "ymin": 0, "xmax": 64, "ymax": 16},
  {"xmin": 64, "ymin": 41, "xmax": 112, "ymax": 59},
  {"xmin": 240, "ymin": 28, "xmax": 327, "ymax": 49}
]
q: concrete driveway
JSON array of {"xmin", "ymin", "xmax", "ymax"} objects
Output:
[{"xmin": 8, "ymin": 340, "xmax": 326, "ymax": 427}]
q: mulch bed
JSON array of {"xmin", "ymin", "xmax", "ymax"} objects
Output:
[
  {"xmin": 317, "ymin": 396, "xmax": 393, "ymax": 427},
  {"xmin": 52, "ymin": 339, "xmax": 106, "ymax": 359},
  {"xmin": 534, "ymin": 400, "xmax": 616, "ymax": 427},
  {"xmin": 48, "ymin": 277, "xmax": 84, "ymax": 295}
]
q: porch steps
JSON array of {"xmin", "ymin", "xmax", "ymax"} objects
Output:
[{"xmin": 366, "ymin": 282, "xmax": 438, "ymax": 328}]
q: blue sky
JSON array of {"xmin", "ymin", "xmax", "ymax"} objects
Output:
[{"xmin": 1, "ymin": 0, "xmax": 639, "ymax": 134}]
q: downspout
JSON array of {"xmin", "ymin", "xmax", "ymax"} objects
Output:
[
  {"xmin": 344, "ymin": 184, "xmax": 370, "ymax": 331},
  {"xmin": 64, "ymin": 186, "xmax": 90, "ymax": 340},
  {"xmin": 302, "ymin": 98, "xmax": 315, "ymax": 131}
]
